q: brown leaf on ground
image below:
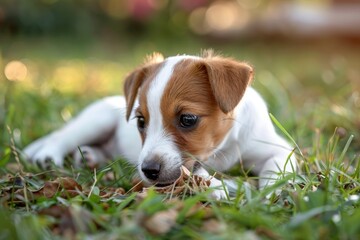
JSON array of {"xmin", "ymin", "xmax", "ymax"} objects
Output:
[
  {"xmin": 0, "ymin": 173, "xmax": 15, "ymax": 182},
  {"xmin": 37, "ymin": 181, "xmax": 60, "ymax": 198},
  {"xmin": 98, "ymin": 187, "xmax": 126, "ymax": 198},
  {"xmin": 5, "ymin": 163, "xmax": 24, "ymax": 174},
  {"xmin": 4, "ymin": 177, "xmax": 83, "ymax": 202},
  {"xmin": 201, "ymin": 219, "xmax": 226, "ymax": 234},
  {"xmin": 135, "ymin": 195, "xmax": 215, "ymax": 235},
  {"xmin": 38, "ymin": 205, "xmax": 95, "ymax": 237},
  {"xmin": 131, "ymin": 178, "xmax": 145, "ymax": 192},
  {"xmin": 139, "ymin": 208, "xmax": 178, "ymax": 235},
  {"xmin": 39, "ymin": 205, "xmax": 76, "ymax": 237},
  {"xmin": 255, "ymin": 227, "xmax": 281, "ymax": 240},
  {"xmin": 185, "ymin": 202, "xmax": 214, "ymax": 219},
  {"xmin": 167, "ymin": 198, "xmax": 213, "ymax": 219},
  {"xmin": 103, "ymin": 171, "xmax": 115, "ymax": 181},
  {"xmin": 33, "ymin": 177, "xmax": 82, "ymax": 199}
]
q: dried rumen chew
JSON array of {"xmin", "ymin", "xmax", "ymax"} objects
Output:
[{"xmin": 143, "ymin": 166, "xmax": 211, "ymax": 195}]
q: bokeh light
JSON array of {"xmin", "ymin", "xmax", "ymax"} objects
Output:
[
  {"xmin": 4, "ymin": 60, "xmax": 28, "ymax": 81},
  {"xmin": 189, "ymin": 1, "xmax": 250, "ymax": 35},
  {"xmin": 237, "ymin": 0, "xmax": 262, "ymax": 9},
  {"xmin": 99, "ymin": 0, "xmax": 129, "ymax": 19},
  {"xmin": 205, "ymin": 2, "xmax": 238, "ymax": 31},
  {"xmin": 188, "ymin": 7, "xmax": 209, "ymax": 35}
]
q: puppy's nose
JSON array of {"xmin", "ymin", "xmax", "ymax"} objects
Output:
[{"xmin": 141, "ymin": 161, "xmax": 161, "ymax": 180}]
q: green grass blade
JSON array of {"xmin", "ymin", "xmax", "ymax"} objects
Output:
[
  {"xmin": 337, "ymin": 134, "xmax": 354, "ymax": 165},
  {"xmin": 269, "ymin": 113, "xmax": 304, "ymax": 159}
]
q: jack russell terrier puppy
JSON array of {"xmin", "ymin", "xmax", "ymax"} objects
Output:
[{"xmin": 24, "ymin": 51, "xmax": 296, "ymax": 199}]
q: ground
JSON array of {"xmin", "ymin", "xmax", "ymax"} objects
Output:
[{"xmin": 1, "ymin": 36, "xmax": 360, "ymax": 239}]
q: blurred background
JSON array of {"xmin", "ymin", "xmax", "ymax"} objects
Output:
[{"xmin": 0, "ymin": 0, "xmax": 359, "ymax": 154}]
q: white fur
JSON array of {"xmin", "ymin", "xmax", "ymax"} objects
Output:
[
  {"xmin": 23, "ymin": 55, "xmax": 296, "ymax": 199},
  {"xmin": 138, "ymin": 56, "xmax": 203, "ymax": 184}
]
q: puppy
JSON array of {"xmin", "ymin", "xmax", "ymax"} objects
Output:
[{"xmin": 24, "ymin": 51, "xmax": 296, "ymax": 198}]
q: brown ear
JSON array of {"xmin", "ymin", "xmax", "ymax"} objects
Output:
[
  {"xmin": 124, "ymin": 53, "xmax": 164, "ymax": 121},
  {"xmin": 203, "ymin": 58, "xmax": 253, "ymax": 113},
  {"xmin": 124, "ymin": 68, "xmax": 147, "ymax": 121}
]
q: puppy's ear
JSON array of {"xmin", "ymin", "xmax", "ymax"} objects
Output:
[
  {"xmin": 202, "ymin": 58, "xmax": 253, "ymax": 113},
  {"xmin": 124, "ymin": 53, "xmax": 164, "ymax": 121},
  {"xmin": 124, "ymin": 68, "xmax": 146, "ymax": 121}
]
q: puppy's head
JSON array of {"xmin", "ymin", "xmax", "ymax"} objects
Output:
[{"xmin": 124, "ymin": 51, "xmax": 253, "ymax": 185}]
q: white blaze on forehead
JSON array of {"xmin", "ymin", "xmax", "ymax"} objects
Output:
[
  {"xmin": 139, "ymin": 55, "xmax": 199, "ymax": 159},
  {"xmin": 147, "ymin": 55, "xmax": 201, "ymax": 136},
  {"xmin": 147, "ymin": 55, "xmax": 200, "ymax": 116}
]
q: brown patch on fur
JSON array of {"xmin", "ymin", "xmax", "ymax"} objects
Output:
[
  {"xmin": 160, "ymin": 56, "xmax": 253, "ymax": 166},
  {"xmin": 202, "ymin": 55, "xmax": 253, "ymax": 113},
  {"xmin": 201, "ymin": 50, "xmax": 253, "ymax": 113},
  {"xmin": 123, "ymin": 53, "xmax": 164, "ymax": 120}
]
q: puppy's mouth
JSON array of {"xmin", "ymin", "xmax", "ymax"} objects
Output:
[
  {"xmin": 155, "ymin": 182, "xmax": 174, "ymax": 187},
  {"xmin": 147, "ymin": 169, "xmax": 182, "ymax": 187},
  {"xmin": 152, "ymin": 176, "xmax": 180, "ymax": 187}
]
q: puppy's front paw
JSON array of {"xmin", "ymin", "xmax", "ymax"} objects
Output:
[
  {"xmin": 73, "ymin": 146, "xmax": 108, "ymax": 169},
  {"xmin": 208, "ymin": 178, "xmax": 228, "ymax": 200},
  {"xmin": 28, "ymin": 145, "xmax": 65, "ymax": 168},
  {"xmin": 209, "ymin": 188, "xmax": 228, "ymax": 200}
]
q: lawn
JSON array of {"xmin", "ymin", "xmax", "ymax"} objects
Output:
[{"xmin": 1, "ymin": 36, "xmax": 360, "ymax": 239}]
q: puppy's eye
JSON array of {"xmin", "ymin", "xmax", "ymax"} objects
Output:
[
  {"xmin": 137, "ymin": 116, "xmax": 146, "ymax": 132},
  {"xmin": 179, "ymin": 114, "xmax": 199, "ymax": 129}
]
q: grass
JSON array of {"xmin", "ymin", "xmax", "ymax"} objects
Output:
[{"xmin": 1, "ymin": 36, "xmax": 360, "ymax": 239}]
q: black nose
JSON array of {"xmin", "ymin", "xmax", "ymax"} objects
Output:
[{"xmin": 141, "ymin": 161, "xmax": 161, "ymax": 181}]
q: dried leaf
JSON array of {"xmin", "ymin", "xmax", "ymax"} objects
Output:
[
  {"xmin": 131, "ymin": 178, "xmax": 145, "ymax": 192},
  {"xmin": 201, "ymin": 219, "xmax": 226, "ymax": 234},
  {"xmin": 56, "ymin": 177, "xmax": 82, "ymax": 191},
  {"xmin": 5, "ymin": 163, "xmax": 24, "ymax": 173},
  {"xmin": 6, "ymin": 177, "xmax": 83, "ymax": 202},
  {"xmin": 99, "ymin": 187, "xmax": 126, "ymax": 198},
  {"xmin": 185, "ymin": 202, "xmax": 214, "ymax": 219},
  {"xmin": 136, "ymin": 191, "xmax": 149, "ymax": 202},
  {"xmin": 38, "ymin": 205, "xmax": 95, "ymax": 237},
  {"xmin": 33, "ymin": 177, "xmax": 82, "ymax": 199},
  {"xmin": 255, "ymin": 227, "xmax": 280, "ymax": 240},
  {"xmin": 141, "ymin": 209, "xmax": 178, "ymax": 235},
  {"xmin": 103, "ymin": 171, "xmax": 115, "ymax": 181},
  {"xmin": 39, "ymin": 181, "xmax": 60, "ymax": 198},
  {"xmin": 0, "ymin": 173, "xmax": 14, "ymax": 182},
  {"xmin": 39, "ymin": 205, "xmax": 76, "ymax": 236}
]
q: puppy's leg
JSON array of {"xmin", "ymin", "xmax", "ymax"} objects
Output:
[
  {"xmin": 247, "ymin": 135, "xmax": 296, "ymax": 189},
  {"xmin": 73, "ymin": 145, "xmax": 109, "ymax": 169},
  {"xmin": 23, "ymin": 96, "xmax": 124, "ymax": 167},
  {"xmin": 258, "ymin": 145, "xmax": 296, "ymax": 189},
  {"xmin": 21, "ymin": 134, "xmax": 51, "ymax": 159}
]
